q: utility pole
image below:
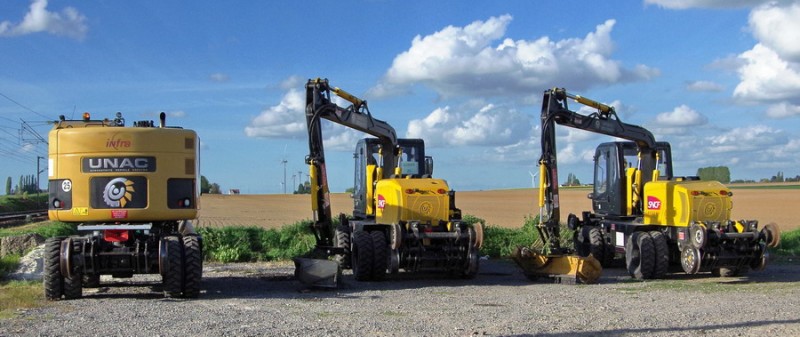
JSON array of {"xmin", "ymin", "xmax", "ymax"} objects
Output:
[{"xmin": 37, "ymin": 156, "xmax": 46, "ymax": 193}]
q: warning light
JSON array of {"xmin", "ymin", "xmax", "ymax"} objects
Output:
[
  {"xmin": 437, "ymin": 189, "xmax": 446, "ymax": 194},
  {"xmin": 82, "ymin": 112, "xmax": 91, "ymax": 121}
]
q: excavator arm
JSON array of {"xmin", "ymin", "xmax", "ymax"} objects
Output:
[
  {"xmin": 537, "ymin": 88, "xmax": 657, "ymax": 252},
  {"xmin": 304, "ymin": 78, "xmax": 400, "ymax": 248},
  {"xmin": 296, "ymin": 78, "xmax": 401, "ymax": 287},
  {"xmin": 514, "ymin": 88, "xmax": 658, "ymax": 284}
]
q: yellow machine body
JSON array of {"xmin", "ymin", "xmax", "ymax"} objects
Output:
[
  {"xmin": 374, "ymin": 177, "xmax": 450, "ymax": 226},
  {"xmin": 642, "ymin": 179, "xmax": 731, "ymax": 227},
  {"xmin": 48, "ymin": 123, "xmax": 199, "ymax": 223}
]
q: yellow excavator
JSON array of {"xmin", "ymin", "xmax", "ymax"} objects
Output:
[
  {"xmin": 295, "ymin": 78, "xmax": 482, "ymax": 287},
  {"xmin": 513, "ymin": 88, "xmax": 780, "ymax": 282}
]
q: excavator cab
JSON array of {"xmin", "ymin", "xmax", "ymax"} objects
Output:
[
  {"xmin": 591, "ymin": 141, "xmax": 673, "ymax": 217},
  {"xmin": 352, "ymin": 138, "xmax": 430, "ymax": 219}
]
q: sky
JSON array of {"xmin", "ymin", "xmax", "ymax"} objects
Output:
[{"xmin": 2, "ymin": 0, "xmax": 800, "ymax": 194}]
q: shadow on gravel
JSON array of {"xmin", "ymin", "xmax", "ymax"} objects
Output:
[
  {"xmin": 507, "ymin": 318, "xmax": 800, "ymax": 337},
  {"xmin": 75, "ymin": 260, "xmax": 800, "ymax": 300}
]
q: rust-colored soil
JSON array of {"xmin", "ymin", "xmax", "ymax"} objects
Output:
[{"xmin": 196, "ymin": 188, "xmax": 798, "ymax": 232}]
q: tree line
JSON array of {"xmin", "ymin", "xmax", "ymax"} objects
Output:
[{"xmin": 5, "ymin": 175, "xmax": 41, "ymax": 196}]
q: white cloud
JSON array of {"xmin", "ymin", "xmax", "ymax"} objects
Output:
[
  {"xmin": 209, "ymin": 73, "xmax": 230, "ymax": 82},
  {"xmin": 686, "ymin": 80, "xmax": 724, "ymax": 92},
  {"xmin": 557, "ymin": 143, "xmax": 595, "ymax": 165},
  {"xmin": 245, "ymin": 81, "xmax": 374, "ymax": 150},
  {"xmin": 750, "ymin": 2, "xmax": 800, "ymax": 63},
  {"xmin": 406, "ymin": 103, "xmax": 533, "ymax": 147},
  {"xmin": 167, "ymin": 110, "xmax": 186, "ymax": 118},
  {"xmin": 654, "ymin": 105, "xmax": 708, "ymax": 127},
  {"xmin": 245, "ymin": 88, "xmax": 306, "ymax": 138},
  {"xmin": 0, "ymin": 0, "xmax": 87, "ymax": 40},
  {"xmin": 370, "ymin": 15, "xmax": 657, "ymax": 99},
  {"xmin": 765, "ymin": 102, "xmax": 800, "ymax": 119},
  {"xmin": 706, "ymin": 125, "xmax": 785, "ymax": 153},
  {"xmin": 644, "ymin": 0, "xmax": 770, "ymax": 9},
  {"xmin": 732, "ymin": 44, "xmax": 800, "ymax": 102}
]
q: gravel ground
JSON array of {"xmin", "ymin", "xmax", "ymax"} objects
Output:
[{"xmin": 2, "ymin": 259, "xmax": 800, "ymax": 337}]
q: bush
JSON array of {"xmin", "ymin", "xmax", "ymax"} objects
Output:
[
  {"xmin": 0, "ymin": 221, "xmax": 76, "ymax": 239},
  {"xmin": 197, "ymin": 220, "xmax": 317, "ymax": 263},
  {"xmin": 776, "ymin": 228, "xmax": 800, "ymax": 257}
]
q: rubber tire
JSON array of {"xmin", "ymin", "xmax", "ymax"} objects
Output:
[
  {"xmin": 352, "ymin": 231, "xmax": 373, "ymax": 281},
  {"xmin": 61, "ymin": 239, "xmax": 82, "ymax": 300},
  {"xmin": 182, "ymin": 235, "xmax": 203, "ymax": 298},
  {"xmin": 573, "ymin": 230, "xmax": 589, "ymax": 257},
  {"xmin": 43, "ymin": 237, "xmax": 64, "ymax": 300},
  {"xmin": 626, "ymin": 232, "xmax": 655, "ymax": 279},
  {"xmin": 334, "ymin": 225, "xmax": 352, "ymax": 269},
  {"xmin": 649, "ymin": 231, "xmax": 669, "ymax": 279},
  {"xmin": 162, "ymin": 236, "xmax": 184, "ymax": 298},
  {"xmin": 370, "ymin": 231, "xmax": 388, "ymax": 281},
  {"xmin": 589, "ymin": 227, "xmax": 614, "ymax": 267}
]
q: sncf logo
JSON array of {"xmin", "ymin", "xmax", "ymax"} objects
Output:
[
  {"xmin": 377, "ymin": 194, "xmax": 386, "ymax": 209},
  {"xmin": 647, "ymin": 196, "xmax": 662, "ymax": 210}
]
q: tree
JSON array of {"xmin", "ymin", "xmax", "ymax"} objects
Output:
[
  {"xmin": 200, "ymin": 175, "xmax": 211, "ymax": 194},
  {"xmin": 564, "ymin": 173, "xmax": 581, "ymax": 186},
  {"xmin": 696, "ymin": 166, "xmax": 730, "ymax": 183},
  {"xmin": 209, "ymin": 183, "xmax": 221, "ymax": 194},
  {"xmin": 5, "ymin": 177, "xmax": 10, "ymax": 195}
]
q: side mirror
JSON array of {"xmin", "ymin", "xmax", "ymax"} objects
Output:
[{"xmin": 586, "ymin": 192, "xmax": 594, "ymax": 200}]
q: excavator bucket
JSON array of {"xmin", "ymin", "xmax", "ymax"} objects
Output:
[
  {"xmin": 293, "ymin": 258, "xmax": 340, "ymax": 288},
  {"xmin": 511, "ymin": 247, "xmax": 602, "ymax": 284}
]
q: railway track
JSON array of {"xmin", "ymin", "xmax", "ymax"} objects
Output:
[{"xmin": 0, "ymin": 209, "xmax": 48, "ymax": 227}]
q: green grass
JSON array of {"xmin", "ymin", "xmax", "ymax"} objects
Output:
[
  {"xmin": 776, "ymin": 228, "xmax": 800, "ymax": 257},
  {"xmin": 198, "ymin": 220, "xmax": 317, "ymax": 263},
  {"xmin": 0, "ymin": 221, "xmax": 77, "ymax": 239},
  {"xmin": 0, "ymin": 280, "xmax": 44, "ymax": 319},
  {"xmin": 0, "ymin": 193, "xmax": 48, "ymax": 212}
]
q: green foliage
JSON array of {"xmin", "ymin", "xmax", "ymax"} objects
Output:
[
  {"xmin": 197, "ymin": 220, "xmax": 316, "ymax": 263},
  {"xmin": 0, "ymin": 193, "xmax": 47, "ymax": 212},
  {"xmin": 775, "ymin": 228, "xmax": 800, "ymax": 257},
  {"xmin": 696, "ymin": 166, "xmax": 731, "ymax": 183},
  {"xmin": 200, "ymin": 175, "xmax": 211, "ymax": 194},
  {"xmin": 0, "ymin": 255, "xmax": 20, "ymax": 279},
  {"xmin": 209, "ymin": 183, "xmax": 222, "ymax": 194},
  {"xmin": 5, "ymin": 176, "xmax": 11, "ymax": 195},
  {"xmin": 0, "ymin": 221, "xmax": 76, "ymax": 238},
  {"xmin": 564, "ymin": 173, "xmax": 581, "ymax": 186},
  {"xmin": 463, "ymin": 214, "xmax": 541, "ymax": 258}
]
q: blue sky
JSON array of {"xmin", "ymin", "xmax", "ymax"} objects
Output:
[{"xmin": 2, "ymin": 0, "xmax": 799, "ymax": 194}]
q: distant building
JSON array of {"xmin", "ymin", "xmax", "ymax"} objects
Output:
[{"xmin": 228, "ymin": 189, "xmax": 240, "ymax": 195}]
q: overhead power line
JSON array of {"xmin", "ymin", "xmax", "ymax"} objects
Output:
[{"xmin": 0, "ymin": 91, "xmax": 53, "ymax": 120}]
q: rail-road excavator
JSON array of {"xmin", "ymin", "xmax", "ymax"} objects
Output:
[
  {"xmin": 294, "ymin": 78, "xmax": 482, "ymax": 287},
  {"xmin": 513, "ymin": 88, "xmax": 780, "ymax": 282}
]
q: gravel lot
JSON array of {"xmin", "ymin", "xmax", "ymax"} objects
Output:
[{"xmin": 3, "ymin": 258, "xmax": 800, "ymax": 337}]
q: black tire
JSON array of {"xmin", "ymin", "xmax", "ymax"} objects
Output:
[
  {"xmin": 43, "ymin": 237, "xmax": 64, "ymax": 300},
  {"xmin": 637, "ymin": 233, "xmax": 656, "ymax": 279},
  {"xmin": 626, "ymin": 232, "xmax": 655, "ymax": 279},
  {"xmin": 61, "ymin": 239, "xmax": 82, "ymax": 300},
  {"xmin": 162, "ymin": 236, "xmax": 184, "ymax": 298},
  {"xmin": 649, "ymin": 231, "xmax": 669, "ymax": 279},
  {"xmin": 82, "ymin": 274, "xmax": 101, "ymax": 288},
  {"xmin": 352, "ymin": 231, "xmax": 373, "ymax": 281},
  {"xmin": 589, "ymin": 227, "xmax": 614, "ymax": 267},
  {"xmin": 369, "ymin": 231, "xmax": 388, "ymax": 281},
  {"xmin": 183, "ymin": 235, "xmax": 203, "ymax": 298},
  {"xmin": 63, "ymin": 269, "xmax": 83, "ymax": 300},
  {"xmin": 573, "ymin": 229, "xmax": 589, "ymax": 257},
  {"xmin": 625, "ymin": 232, "xmax": 641, "ymax": 279},
  {"xmin": 335, "ymin": 225, "xmax": 352, "ymax": 269}
]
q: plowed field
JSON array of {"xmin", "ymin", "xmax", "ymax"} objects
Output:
[{"xmin": 196, "ymin": 186, "xmax": 798, "ymax": 232}]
